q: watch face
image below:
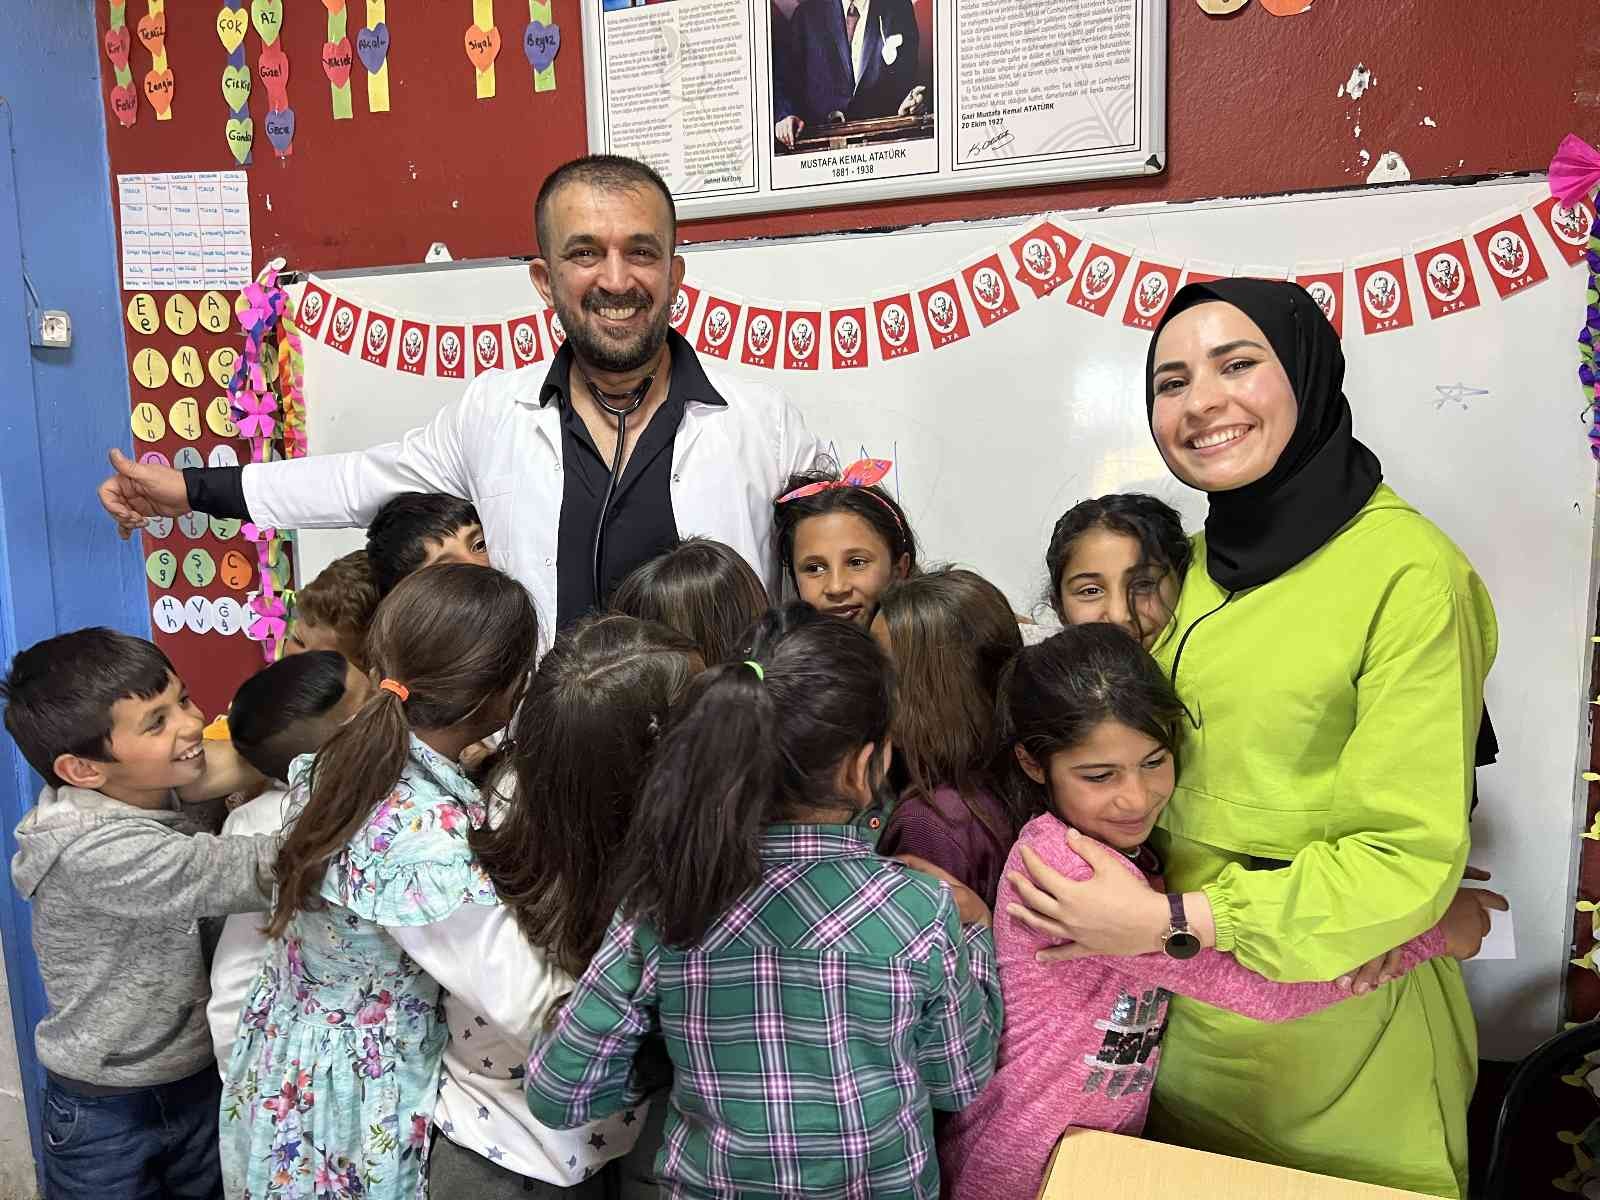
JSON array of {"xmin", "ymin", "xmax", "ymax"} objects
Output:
[{"xmin": 1164, "ymin": 931, "xmax": 1202, "ymax": 960}]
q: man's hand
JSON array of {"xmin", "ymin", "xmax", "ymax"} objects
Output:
[
  {"xmin": 895, "ymin": 854, "xmax": 992, "ymax": 927},
  {"xmin": 775, "ymin": 115, "xmax": 805, "ymax": 149},
  {"xmin": 898, "ymin": 85, "xmax": 928, "ymax": 116},
  {"xmin": 98, "ymin": 448, "xmax": 189, "ymax": 539}
]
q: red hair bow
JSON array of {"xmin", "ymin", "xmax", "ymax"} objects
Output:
[{"xmin": 776, "ymin": 458, "xmax": 893, "ymax": 505}]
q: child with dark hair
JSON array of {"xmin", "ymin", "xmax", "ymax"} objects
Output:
[
  {"xmin": 206, "ymin": 651, "xmax": 371, "ymax": 1070},
  {"xmin": 222, "ymin": 564, "xmax": 539, "ymax": 1200},
  {"xmin": 366, "ymin": 492, "xmax": 490, "ymax": 598},
  {"xmin": 773, "ymin": 458, "xmax": 916, "ymax": 627},
  {"xmin": 871, "ymin": 568, "xmax": 1022, "ymax": 907},
  {"xmin": 939, "ymin": 625, "xmax": 1503, "ymax": 1200},
  {"xmin": 527, "ymin": 603, "xmax": 1001, "ymax": 1200},
  {"xmin": 287, "ymin": 548, "xmax": 380, "ymax": 670},
  {"xmin": 610, "ymin": 537, "xmax": 769, "ymax": 666},
  {"xmin": 1044, "ymin": 493, "xmax": 1191, "ymax": 649},
  {"xmin": 445, "ymin": 614, "xmax": 701, "ymax": 1195},
  {"xmin": 2, "ymin": 628, "xmax": 278, "ymax": 1199}
]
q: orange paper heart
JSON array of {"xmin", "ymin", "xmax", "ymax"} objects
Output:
[
  {"xmin": 322, "ymin": 0, "xmax": 346, "ymax": 10},
  {"xmin": 136, "ymin": 11, "xmax": 167, "ymax": 55},
  {"xmin": 464, "ymin": 24, "xmax": 502, "ymax": 72},
  {"xmin": 144, "ymin": 68, "xmax": 175, "ymax": 114}
]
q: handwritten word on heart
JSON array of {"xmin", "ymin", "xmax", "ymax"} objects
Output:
[
  {"xmin": 144, "ymin": 69, "xmax": 175, "ymax": 115},
  {"xmin": 226, "ymin": 117, "xmax": 254, "ymax": 163},
  {"xmin": 216, "ymin": 7, "xmax": 248, "ymax": 54},
  {"xmin": 465, "ymin": 24, "xmax": 501, "ymax": 72},
  {"xmin": 258, "ymin": 44, "xmax": 290, "ymax": 106},
  {"xmin": 523, "ymin": 22, "xmax": 560, "ymax": 71},
  {"xmin": 136, "ymin": 11, "xmax": 166, "ymax": 55},
  {"xmin": 105, "ymin": 26, "xmax": 132, "ymax": 70},
  {"xmin": 111, "ymin": 84, "xmax": 139, "ymax": 127},
  {"xmin": 250, "ymin": 0, "xmax": 284, "ymax": 44},
  {"xmin": 264, "ymin": 107, "xmax": 295, "ymax": 155},
  {"xmin": 356, "ymin": 23, "xmax": 390, "ymax": 74},
  {"xmin": 221, "ymin": 64, "xmax": 251, "ymax": 111},
  {"xmin": 321, "ymin": 38, "xmax": 354, "ymax": 87}
]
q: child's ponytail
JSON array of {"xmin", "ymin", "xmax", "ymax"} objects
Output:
[{"xmin": 620, "ymin": 603, "xmax": 893, "ymax": 946}]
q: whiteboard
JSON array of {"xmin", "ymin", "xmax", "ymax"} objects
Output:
[{"xmin": 297, "ymin": 177, "xmax": 1595, "ymax": 1058}]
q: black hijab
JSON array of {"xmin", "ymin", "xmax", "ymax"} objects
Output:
[{"xmin": 1144, "ymin": 278, "xmax": 1383, "ymax": 592}]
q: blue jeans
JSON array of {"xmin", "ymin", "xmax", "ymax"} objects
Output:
[{"xmin": 42, "ymin": 1067, "xmax": 222, "ymax": 1199}]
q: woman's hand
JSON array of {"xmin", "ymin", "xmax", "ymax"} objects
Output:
[
  {"xmin": 1004, "ymin": 831, "xmax": 1172, "ymax": 958},
  {"xmin": 894, "ymin": 854, "xmax": 992, "ymax": 928},
  {"xmin": 1334, "ymin": 866, "xmax": 1507, "ymax": 992}
]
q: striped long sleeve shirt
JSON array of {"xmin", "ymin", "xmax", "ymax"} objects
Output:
[{"xmin": 526, "ymin": 823, "xmax": 1003, "ymax": 1199}]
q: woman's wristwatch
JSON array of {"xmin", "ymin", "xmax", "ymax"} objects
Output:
[{"xmin": 1162, "ymin": 892, "xmax": 1202, "ymax": 960}]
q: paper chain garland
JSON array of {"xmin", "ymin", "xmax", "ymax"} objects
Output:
[
  {"xmin": 1550, "ymin": 136, "xmax": 1600, "ymax": 460},
  {"xmin": 291, "ymin": 190, "xmax": 1594, "ymax": 386},
  {"xmin": 226, "ymin": 259, "xmax": 306, "ymax": 663}
]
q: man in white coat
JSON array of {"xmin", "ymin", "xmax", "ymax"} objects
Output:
[{"xmin": 98, "ymin": 154, "xmax": 821, "ymax": 649}]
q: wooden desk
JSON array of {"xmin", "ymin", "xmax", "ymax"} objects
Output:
[{"xmin": 1039, "ymin": 1130, "xmax": 1436, "ymax": 1199}]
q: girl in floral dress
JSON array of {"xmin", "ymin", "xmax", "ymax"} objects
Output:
[{"xmin": 221, "ymin": 563, "xmax": 538, "ymax": 1200}]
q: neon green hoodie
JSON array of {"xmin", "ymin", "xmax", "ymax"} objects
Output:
[{"xmin": 1148, "ymin": 484, "xmax": 1497, "ymax": 1198}]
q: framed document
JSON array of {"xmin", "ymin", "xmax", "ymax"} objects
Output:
[{"xmin": 583, "ymin": 0, "xmax": 1166, "ymax": 219}]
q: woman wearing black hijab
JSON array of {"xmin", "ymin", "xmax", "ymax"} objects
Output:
[{"xmin": 1007, "ymin": 280, "xmax": 1499, "ymax": 1196}]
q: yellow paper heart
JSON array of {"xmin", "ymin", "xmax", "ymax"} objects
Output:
[{"xmin": 216, "ymin": 7, "xmax": 248, "ymax": 54}]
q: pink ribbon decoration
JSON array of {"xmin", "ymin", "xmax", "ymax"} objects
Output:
[
  {"xmin": 1550, "ymin": 134, "xmax": 1600, "ymax": 207},
  {"xmin": 235, "ymin": 391, "xmax": 279, "ymax": 440},
  {"xmin": 246, "ymin": 592, "xmax": 288, "ymax": 644},
  {"xmin": 776, "ymin": 458, "xmax": 893, "ymax": 505}
]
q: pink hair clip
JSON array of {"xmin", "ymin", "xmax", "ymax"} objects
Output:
[{"xmin": 776, "ymin": 458, "xmax": 903, "ymax": 536}]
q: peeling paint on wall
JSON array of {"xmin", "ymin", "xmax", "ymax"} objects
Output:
[
  {"xmin": 1339, "ymin": 62, "xmax": 1375, "ymax": 100},
  {"xmin": 1366, "ymin": 150, "xmax": 1411, "ymax": 183}
]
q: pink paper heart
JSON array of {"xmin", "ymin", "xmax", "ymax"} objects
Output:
[{"xmin": 105, "ymin": 26, "xmax": 131, "ymax": 70}]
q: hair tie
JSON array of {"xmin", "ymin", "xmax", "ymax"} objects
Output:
[
  {"xmin": 743, "ymin": 660, "xmax": 765, "ymax": 682},
  {"xmin": 776, "ymin": 458, "xmax": 905, "ymax": 538},
  {"xmin": 379, "ymin": 679, "xmax": 410, "ymax": 702}
]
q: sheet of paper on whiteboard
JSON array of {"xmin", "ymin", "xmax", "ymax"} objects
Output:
[{"xmin": 117, "ymin": 171, "xmax": 252, "ymax": 291}]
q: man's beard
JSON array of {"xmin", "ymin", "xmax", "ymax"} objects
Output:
[{"xmin": 555, "ymin": 286, "xmax": 672, "ymax": 374}]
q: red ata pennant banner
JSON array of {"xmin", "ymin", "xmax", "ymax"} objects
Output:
[
  {"xmin": 507, "ymin": 314, "xmax": 545, "ymax": 368},
  {"xmin": 1292, "ymin": 268, "xmax": 1345, "ymax": 337},
  {"xmin": 782, "ymin": 311, "xmax": 822, "ymax": 370},
  {"xmin": 297, "ymin": 283, "xmax": 331, "ymax": 338},
  {"xmin": 359, "ymin": 311, "xmax": 395, "ymax": 367},
  {"xmin": 471, "ymin": 324, "xmax": 506, "ymax": 375},
  {"xmin": 740, "ymin": 306, "xmax": 782, "ymax": 369},
  {"xmin": 1121, "ymin": 260, "xmax": 1181, "ymax": 331},
  {"xmin": 960, "ymin": 254, "xmax": 1020, "ymax": 327},
  {"xmin": 1412, "ymin": 239, "xmax": 1481, "ymax": 321},
  {"xmin": 669, "ymin": 284, "xmax": 702, "ymax": 336},
  {"xmin": 696, "ymin": 297, "xmax": 742, "ymax": 359},
  {"xmin": 1009, "ymin": 219, "xmax": 1081, "ymax": 299},
  {"xmin": 1533, "ymin": 194, "xmax": 1595, "ymax": 266},
  {"xmin": 1353, "ymin": 258, "xmax": 1414, "ymax": 335},
  {"xmin": 324, "ymin": 298, "xmax": 362, "ymax": 354},
  {"xmin": 829, "ymin": 308, "xmax": 869, "ymax": 370},
  {"xmin": 873, "ymin": 294, "xmax": 921, "ymax": 360},
  {"xmin": 1473, "ymin": 212, "xmax": 1549, "ymax": 298},
  {"xmin": 543, "ymin": 309, "xmax": 567, "ymax": 354},
  {"xmin": 1066, "ymin": 243, "xmax": 1132, "ymax": 316},
  {"xmin": 396, "ymin": 321, "xmax": 430, "ymax": 375},
  {"xmin": 435, "ymin": 325, "xmax": 467, "ymax": 379},
  {"xmin": 917, "ymin": 280, "xmax": 971, "ymax": 349}
]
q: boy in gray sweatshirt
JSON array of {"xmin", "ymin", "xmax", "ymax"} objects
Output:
[{"xmin": 2, "ymin": 628, "xmax": 279, "ymax": 1199}]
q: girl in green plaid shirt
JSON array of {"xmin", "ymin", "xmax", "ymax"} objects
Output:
[{"xmin": 526, "ymin": 604, "xmax": 1003, "ymax": 1199}]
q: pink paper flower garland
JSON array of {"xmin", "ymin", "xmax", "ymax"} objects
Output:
[{"xmin": 1549, "ymin": 135, "xmax": 1600, "ymax": 457}]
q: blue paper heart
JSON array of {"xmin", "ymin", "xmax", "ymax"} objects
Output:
[
  {"xmin": 523, "ymin": 21, "xmax": 560, "ymax": 71},
  {"xmin": 265, "ymin": 107, "xmax": 295, "ymax": 155},
  {"xmin": 356, "ymin": 22, "xmax": 390, "ymax": 74}
]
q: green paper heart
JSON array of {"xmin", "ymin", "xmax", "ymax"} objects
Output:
[
  {"xmin": 250, "ymin": 0, "xmax": 283, "ymax": 45},
  {"xmin": 225, "ymin": 116, "xmax": 254, "ymax": 164},
  {"xmin": 221, "ymin": 64, "xmax": 252, "ymax": 111}
]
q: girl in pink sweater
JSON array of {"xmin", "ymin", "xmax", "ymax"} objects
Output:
[{"xmin": 940, "ymin": 625, "xmax": 1500, "ymax": 1200}]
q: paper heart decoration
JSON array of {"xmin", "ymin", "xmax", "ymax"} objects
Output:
[
  {"xmin": 222, "ymin": 64, "xmax": 252, "ymax": 111},
  {"xmin": 321, "ymin": 38, "xmax": 354, "ymax": 87},
  {"xmin": 264, "ymin": 107, "xmax": 295, "ymax": 156},
  {"xmin": 143, "ymin": 69, "xmax": 175, "ymax": 116},
  {"xmin": 1550, "ymin": 134, "xmax": 1600, "ymax": 209},
  {"xmin": 225, "ymin": 116, "xmax": 254, "ymax": 164},
  {"xmin": 250, "ymin": 0, "xmax": 284, "ymax": 45},
  {"xmin": 465, "ymin": 24, "xmax": 502, "ymax": 72},
  {"xmin": 105, "ymin": 25, "xmax": 131, "ymax": 70},
  {"xmin": 216, "ymin": 6, "xmax": 249, "ymax": 54},
  {"xmin": 110, "ymin": 83, "xmax": 139, "ymax": 127},
  {"xmin": 258, "ymin": 43, "xmax": 291, "ymax": 107},
  {"xmin": 136, "ymin": 11, "xmax": 166, "ymax": 56},
  {"xmin": 356, "ymin": 24, "xmax": 390, "ymax": 74},
  {"xmin": 523, "ymin": 21, "xmax": 560, "ymax": 72},
  {"xmin": 321, "ymin": 0, "xmax": 346, "ymax": 11}
]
